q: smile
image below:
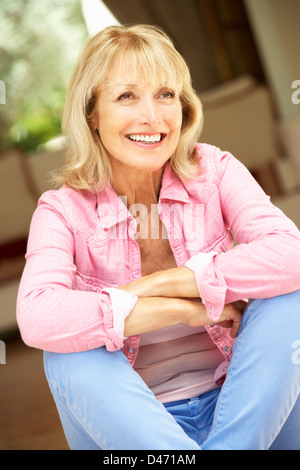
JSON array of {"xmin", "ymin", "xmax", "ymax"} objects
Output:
[{"xmin": 126, "ymin": 133, "xmax": 165, "ymax": 144}]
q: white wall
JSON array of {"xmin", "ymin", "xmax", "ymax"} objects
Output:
[
  {"xmin": 244, "ymin": 0, "xmax": 300, "ymax": 170},
  {"xmin": 244, "ymin": 0, "xmax": 300, "ymax": 121}
]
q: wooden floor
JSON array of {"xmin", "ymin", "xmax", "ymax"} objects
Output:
[{"xmin": 0, "ymin": 334, "xmax": 69, "ymax": 450}]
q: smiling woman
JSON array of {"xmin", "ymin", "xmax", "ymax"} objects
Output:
[
  {"xmin": 17, "ymin": 24, "xmax": 300, "ymax": 450},
  {"xmin": 57, "ymin": 24, "xmax": 203, "ymax": 192}
]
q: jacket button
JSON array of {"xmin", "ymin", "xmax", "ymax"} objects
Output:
[
  {"xmin": 224, "ymin": 346, "xmax": 230, "ymax": 352},
  {"xmin": 129, "ymin": 347, "xmax": 135, "ymax": 354}
]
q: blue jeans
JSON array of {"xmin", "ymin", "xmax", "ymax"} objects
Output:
[{"xmin": 43, "ymin": 291, "xmax": 300, "ymax": 450}]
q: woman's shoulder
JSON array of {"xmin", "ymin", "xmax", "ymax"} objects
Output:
[
  {"xmin": 37, "ymin": 185, "xmax": 97, "ymax": 220},
  {"xmin": 39, "ymin": 185, "xmax": 95, "ymax": 206},
  {"xmin": 36, "ymin": 186, "xmax": 99, "ymax": 233},
  {"xmin": 195, "ymin": 142, "xmax": 237, "ymax": 180},
  {"xmin": 193, "ymin": 142, "xmax": 227, "ymax": 179},
  {"xmin": 195, "ymin": 142, "xmax": 218, "ymax": 156},
  {"xmin": 195, "ymin": 142, "xmax": 230, "ymax": 162}
]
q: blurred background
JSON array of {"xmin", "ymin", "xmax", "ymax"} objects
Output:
[{"xmin": 1, "ymin": 0, "xmax": 300, "ymax": 450}]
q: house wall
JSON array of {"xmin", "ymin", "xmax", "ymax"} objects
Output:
[{"xmin": 244, "ymin": 0, "xmax": 300, "ymax": 121}]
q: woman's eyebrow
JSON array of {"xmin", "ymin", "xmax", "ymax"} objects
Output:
[
  {"xmin": 105, "ymin": 83, "xmax": 138, "ymax": 96},
  {"xmin": 114, "ymin": 83, "xmax": 138, "ymax": 88},
  {"xmin": 106, "ymin": 82, "xmax": 173, "ymax": 96},
  {"xmin": 113, "ymin": 82, "xmax": 169, "ymax": 89}
]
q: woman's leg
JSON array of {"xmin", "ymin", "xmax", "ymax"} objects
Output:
[
  {"xmin": 202, "ymin": 290, "xmax": 300, "ymax": 450},
  {"xmin": 43, "ymin": 347, "xmax": 200, "ymax": 450}
]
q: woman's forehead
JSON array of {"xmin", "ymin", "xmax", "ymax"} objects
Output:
[{"xmin": 104, "ymin": 59, "xmax": 181, "ymax": 91}]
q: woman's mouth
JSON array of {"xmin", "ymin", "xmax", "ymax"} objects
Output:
[{"xmin": 126, "ymin": 133, "xmax": 166, "ymax": 145}]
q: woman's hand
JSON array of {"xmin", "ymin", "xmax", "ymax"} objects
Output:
[
  {"xmin": 179, "ymin": 298, "xmax": 243, "ymax": 338},
  {"xmin": 213, "ymin": 303, "xmax": 244, "ymax": 338}
]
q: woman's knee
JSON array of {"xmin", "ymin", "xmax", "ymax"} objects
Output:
[
  {"xmin": 43, "ymin": 347, "xmax": 130, "ymax": 399},
  {"xmin": 242, "ymin": 289, "xmax": 300, "ymax": 329},
  {"xmin": 238, "ymin": 289, "xmax": 300, "ymax": 376}
]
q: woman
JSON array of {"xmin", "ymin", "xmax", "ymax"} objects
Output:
[{"xmin": 17, "ymin": 24, "xmax": 300, "ymax": 450}]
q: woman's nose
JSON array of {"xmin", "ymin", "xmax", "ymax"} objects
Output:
[{"xmin": 138, "ymin": 97, "xmax": 161, "ymax": 125}]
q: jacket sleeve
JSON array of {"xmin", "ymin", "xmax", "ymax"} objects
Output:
[
  {"xmin": 16, "ymin": 191, "xmax": 138, "ymax": 353},
  {"xmin": 186, "ymin": 147, "xmax": 300, "ymax": 322}
]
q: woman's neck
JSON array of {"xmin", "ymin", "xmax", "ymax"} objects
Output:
[{"xmin": 111, "ymin": 164, "xmax": 164, "ymax": 208}]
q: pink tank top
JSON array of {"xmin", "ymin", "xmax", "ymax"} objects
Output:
[{"xmin": 134, "ymin": 324, "xmax": 224, "ymax": 403}]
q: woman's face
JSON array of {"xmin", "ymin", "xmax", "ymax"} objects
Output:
[{"xmin": 94, "ymin": 63, "xmax": 183, "ymax": 174}]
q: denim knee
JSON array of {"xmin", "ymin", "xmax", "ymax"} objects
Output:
[{"xmin": 241, "ymin": 289, "xmax": 300, "ymax": 331}]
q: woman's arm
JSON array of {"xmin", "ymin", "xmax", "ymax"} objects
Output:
[
  {"xmin": 205, "ymin": 149, "xmax": 300, "ymax": 318},
  {"xmin": 17, "ymin": 191, "xmax": 138, "ymax": 353},
  {"xmin": 119, "ymin": 266, "xmax": 199, "ymax": 299}
]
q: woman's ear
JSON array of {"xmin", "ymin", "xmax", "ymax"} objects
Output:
[
  {"xmin": 86, "ymin": 92, "xmax": 98, "ymax": 131},
  {"xmin": 88, "ymin": 110, "xmax": 99, "ymax": 138}
]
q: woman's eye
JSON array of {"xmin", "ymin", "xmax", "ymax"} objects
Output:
[
  {"xmin": 117, "ymin": 92, "xmax": 133, "ymax": 101},
  {"xmin": 161, "ymin": 90, "xmax": 175, "ymax": 99}
]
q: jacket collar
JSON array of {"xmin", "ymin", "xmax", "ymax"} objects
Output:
[{"xmin": 159, "ymin": 161, "xmax": 191, "ymax": 204}]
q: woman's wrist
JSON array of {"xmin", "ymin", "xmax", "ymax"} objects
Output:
[{"xmin": 175, "ymin": 297, "xmax": 209, "ymax": 327}]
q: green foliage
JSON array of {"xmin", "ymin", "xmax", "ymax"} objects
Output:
[{"xmin": 0, "ymin": 0, "xmax": 88, "ymax": 151}]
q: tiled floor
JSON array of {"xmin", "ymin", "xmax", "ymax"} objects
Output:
[{"xmin": 0, "ymin": 334, "xmax": 68, "ymax": 450}]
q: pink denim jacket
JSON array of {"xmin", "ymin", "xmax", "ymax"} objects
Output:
[{"xmin": 17, "ymin": 143, "xmax": 300, "ymax": 385}]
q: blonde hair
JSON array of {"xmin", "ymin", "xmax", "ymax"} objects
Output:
[{"xmin": 58, "ymin": 24, "xmax": 203, "ymax": 192}]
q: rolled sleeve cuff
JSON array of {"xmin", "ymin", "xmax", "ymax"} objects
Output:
[
  {"xmin": 100, "ymin": 287, "xmax": 138, "ymax": 351},
  {"xmin": 185, "ymin": 252, "xmax": 226, "ymax": 321}
]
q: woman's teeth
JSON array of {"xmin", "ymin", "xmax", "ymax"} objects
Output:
[{"xmin": 128, "ymin": 134, "xmax": 162, "ymax": 144}]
